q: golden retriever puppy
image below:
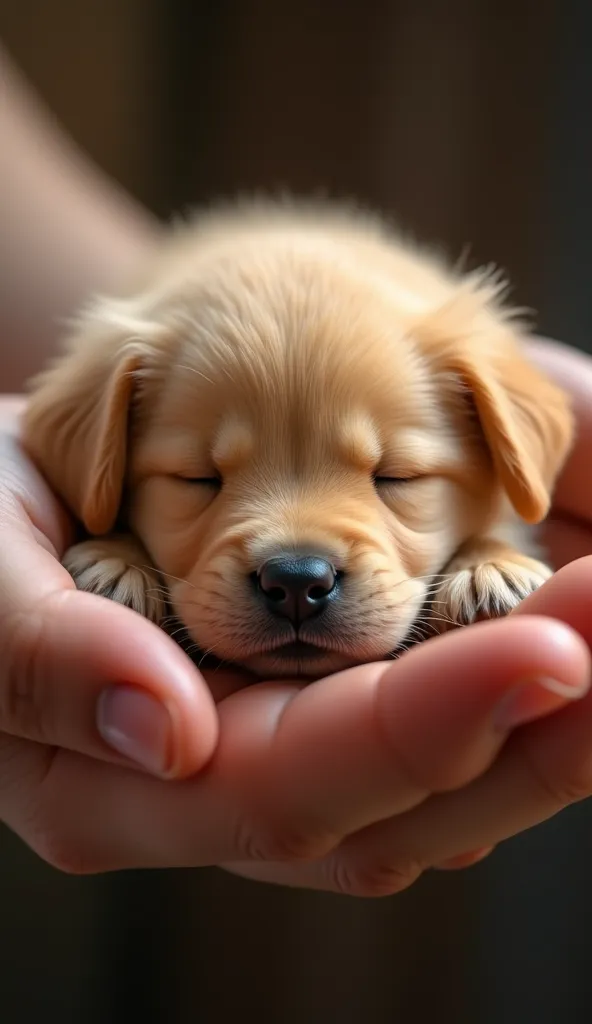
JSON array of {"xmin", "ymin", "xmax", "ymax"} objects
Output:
[{"xmin": 22, "ymin": 199, "xmax": 573, "ymax": 679}]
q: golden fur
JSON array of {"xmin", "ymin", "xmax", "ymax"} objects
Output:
[{"xmin": 22, "ymin": 199, "xmax": 574, "ymax": 679}]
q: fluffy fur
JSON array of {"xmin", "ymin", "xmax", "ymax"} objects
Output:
[{"xmin": 22, "ymin": 199, "xmax": 574, "ymax": 679}]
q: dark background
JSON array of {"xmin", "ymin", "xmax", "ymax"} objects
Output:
[{"xmin": 1, "ymin": 1, "xmax": 592, "ymax": 1021}]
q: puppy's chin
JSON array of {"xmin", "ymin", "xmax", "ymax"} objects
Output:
[
  {"xmin": 177, "ymin": 633, "xmax": 409, "ymax": 681},
  {"xmin": 173, "ymin": 615, "xmax": 423, "ymax": 680},
  {"xmin": 240, "ymin": 648, "xmax": 364, "ymax": 681}
]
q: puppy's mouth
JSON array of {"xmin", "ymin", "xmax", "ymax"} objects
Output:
[
  {"xmin": 262, "ymin": 639, "xmax": 330, "ymax": 660},
  {"xmin": 244, "ymin": 634, "xmax": 415, "ymax": 679},
  {"xmin": 244, "ymin": 637, "xmax": 344, "ymax": 677},
  {"xmin": 165, "ymin": 616, "xmax": 421, "ymax": 680}
]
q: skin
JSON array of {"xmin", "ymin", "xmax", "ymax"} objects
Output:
[{"xmin": 2, "ymin": 45, "xmax": 592, "ymax": 893}]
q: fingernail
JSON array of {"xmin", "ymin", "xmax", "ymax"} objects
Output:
[
  {"xmin": 494, "ymin": 676, "xmax": 589, "ymax": 732},
  {"xmin": 97, "ymin": 686, "xmax": 173, "ymax": 776}
]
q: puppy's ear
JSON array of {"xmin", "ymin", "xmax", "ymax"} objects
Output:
[
  {"xmin": 23, "ymin": 299, "xmax": 163, "ymax": 535},
  {"xmin": 418, "ymin": 283, "xmax": 574, "ymax": 524},
  {"xmin": 453, "ymin": 347, "xmax": 573, "ymax": 523}
]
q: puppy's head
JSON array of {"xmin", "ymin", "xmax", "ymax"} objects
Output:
[{"xmin": 24, "ymin": 218, "xmax": 573, "ymax": 678}]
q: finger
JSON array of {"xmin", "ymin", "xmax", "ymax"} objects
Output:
[
  {"xmin": 4, "ymin": 615, "xmax": 586, "ymax": 873},
  {"xmin": 0, "ymin": 514, "xmax": 218, "ymax": 778}
]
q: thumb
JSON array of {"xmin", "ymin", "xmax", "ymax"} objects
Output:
[{"xmin": 1, "ymin": 531, "xmax": 218, "ymax": 779}]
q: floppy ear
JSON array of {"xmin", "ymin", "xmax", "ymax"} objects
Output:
[
  {"xmin": 452, "ymin": 348, "xmax": 573, "ymax": 523},
  {"xmin": 417, "ymin": 283, "xmax": 574, "ymax": 525},
  {"xmin": 22, "ymin": 300, "xmax": 163, "ymax": 535}
]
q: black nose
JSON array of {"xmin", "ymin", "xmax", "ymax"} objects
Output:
[{"xmin": 256, "ymin": 554, "xmax": 338, "ymax": 624}]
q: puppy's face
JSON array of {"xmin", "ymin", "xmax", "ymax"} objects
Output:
[
  {"xmin": 126, "ymin": 261, "xmax": 498, "ymax": 678},
  {"xmin": 24, "ymin": 220, "xmax": 572, "ymax": 679}
]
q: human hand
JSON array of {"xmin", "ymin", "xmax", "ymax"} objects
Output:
[{"xmin": 2, "ymin": 339, "xmax": 592, "ymax": 896}]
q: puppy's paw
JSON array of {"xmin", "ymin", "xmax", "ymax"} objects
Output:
[
  {"xmin": 433, "ymin": 552, "xmax": 552, "ymax": 630},
  {"xmin": 62, "ymin": 534, "xmax": 165, "ymax": 624}
]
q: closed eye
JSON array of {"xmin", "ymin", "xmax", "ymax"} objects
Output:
[
  {"xmin": 373, "ymin": 475, "xmax": 417, "ymax": 485},
  {"xmin": 177, "ymin": 476, "xmax": 221, "ymax": 487}
]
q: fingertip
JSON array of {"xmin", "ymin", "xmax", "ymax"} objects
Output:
[
  {"xmin": 107, "ymin": 613, "xmax": 220, "ymax": 780},
  {"xmin": 95, "ymin": 666, "xmax": 219, "ymax": 782},
  {"xmin": 58, "ymin": 590, "xmax": 220, "ymax": 778},
  {"xmin": 509, "ymin": 614, "xmax": 591, "ymax": 691}
]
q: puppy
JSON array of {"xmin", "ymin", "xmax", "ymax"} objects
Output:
[{"xmin": 22, "ymin": 199, "xmax": 573, "ymax": 680}]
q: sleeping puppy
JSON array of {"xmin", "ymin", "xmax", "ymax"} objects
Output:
[{"xmin": 22, "ymin": 199, "xmax": 573, "ymax": 680}]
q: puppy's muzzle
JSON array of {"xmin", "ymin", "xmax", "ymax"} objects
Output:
[{"xmin": 253, "ymin": 552, "xmax": 340, "ymax": 626}]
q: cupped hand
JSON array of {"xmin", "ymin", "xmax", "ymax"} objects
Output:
[{"xmin": 1, "ymin": 337, "xmax": 592, "ymax": 896}]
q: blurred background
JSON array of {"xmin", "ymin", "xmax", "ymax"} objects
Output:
[{"xmin": 1, "ymin": 0, "xmax": 592, "ymax": 1021}]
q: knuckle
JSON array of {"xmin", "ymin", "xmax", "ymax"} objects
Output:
[
  {"xmin": 326, "ymin": 853, "xmax": 421, "ymax": 898},
  {"xmin": 232, "ymin": 814, "xmax": 274, "ymax": 862},
  {"xmin": 0, "ymin": 606, "xmax": 55, "ymax": 743},
  {"xmin": 239, "ymin": 814, "xmax": 338, "ymax": 863},
  {"xmin": 266, "ymin": 816, "xmax": 340, "ymax": 862}
]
